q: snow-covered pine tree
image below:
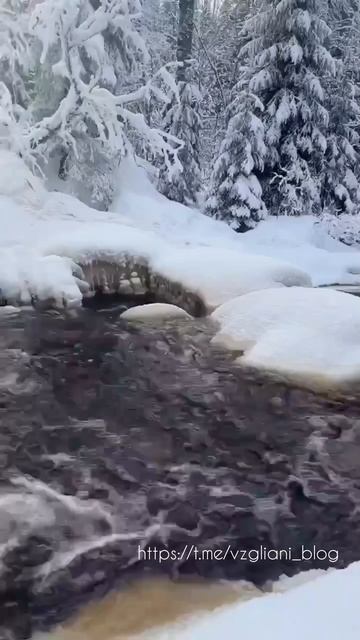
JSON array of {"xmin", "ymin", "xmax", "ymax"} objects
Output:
[
  {"xmin": 322, "ymin": 68, "xmax": 360, "ymax": 215},
  {"xmin": 322, "ymin": 0, "xmax": 360, "ymax": 215},
  {"xmin": 246, "ymin": 0, "xmax": 337, "ymax": 217},
  {"xmin": 207, "ymin": 0, "xmax": 338, "ymax": 227},
  {"xmin": 158, "ymin": 0, "xmax": 202, "ymax": 206},
  {"xmin": 195, "ymin": 0, "xmax": 253, "ymax": 181},
  {"xmin": 158, "ymin": 74, "xmax": 202, "ymax": 205},
  {"xmin": 0, "ymin": 0, "xmax": 32, "ymax": 157},
  {"xmin": 205, "ymin": 89, "xmax": 267, "ymax": 230},
  {"xmin": 0, "ymin": 0, "xmax": 29, "ymax": 107},
  {"xmin": 22, "ymin": 0, "xmax": 181, "ymax": 207}
]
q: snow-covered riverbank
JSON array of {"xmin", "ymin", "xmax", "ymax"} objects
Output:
[
  {"xmin": 2, "ymin": 150, "xmax": 360, "ymax": 384},
  {"xmin": 2, "ymin": 150, "xmax": 360, "ymax": 308}
]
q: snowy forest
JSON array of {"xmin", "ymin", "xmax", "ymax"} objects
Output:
[
  {"xmin": 4, "ymin": 4, "xmax": 360, "ymax": 639},
  {"xmin": 2, "ymin": 0, "xmax": 360, "ymax": 235}
]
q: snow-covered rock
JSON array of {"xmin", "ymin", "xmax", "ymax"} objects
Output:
[
  {"xmin": 41, "ymin": 222, "xmax": 163, "ymax": 267},
  {"xmin": 0, "ymin": 248, "xmax": 88, "ymax": 307},
  {"xmin": 142, "ymin": 563, "xmax": 360, "ymax": 640},
  {"xmin": 153, "ymin": 247, "xmax": 312, "ymax": 309},
  {"xmin": 212, "ymin": 287, "xmax": 360, "ymax": 385},
  {"xmin": 121, "ymin": 303, "xmax": 192, "ymax": 321},
  {"xmin": 0, "ymin": 306, "xmax": 21, "ymax": 315}
]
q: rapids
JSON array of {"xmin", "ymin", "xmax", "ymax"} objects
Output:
[{"xmin": 0, "ymin": 304, "xmax": 359, "ymax": 639}]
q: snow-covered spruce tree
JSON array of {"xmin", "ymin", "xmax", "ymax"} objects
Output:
[
  {"xmin": 0, "ymin": 0, "xmax": 29, "ymax": 107},
  {"xmin": 195, "ymin": 0, "xmax": 254, "ymax": 181},
  {"xmin": 322, "ymin": 69, "xmax": 360, "ymax": 215},
  {"xmin": 205, "ymin": 90, "xmax": 267, "ymax": 231},
  {"xmin": 252, "ymin": 0, "xmax": 337, "ymax": 218},
  {"xmin": 321, "ymin": 0, "xmax": 360, "ymax": 215},
  {"xmin": 158, "ymin": 0, "xmax": 202, "ymax": 206},
  {"xmin": 158, "ymin": 73, "xmax": 202, "ymax": 205},
  {"xmin": 208, "ymin": 0, "xmax": 338, "ymax": 227},
  {"xmin": 25, "ymin": 0, "xmax": 181, "ymax": 207},
  {"xmin": 0, "ymin": 0, "xmax": 33, "ymax": 157}
]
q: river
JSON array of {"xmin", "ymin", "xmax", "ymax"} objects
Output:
[{"xmin": 0, "ymin": 304, "xmax": 360, "ymax": 639}]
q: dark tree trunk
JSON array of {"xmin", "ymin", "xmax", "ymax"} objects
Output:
[{"xmin": 176, "ymin": 0, "xmax": 196, "ymax": 82}]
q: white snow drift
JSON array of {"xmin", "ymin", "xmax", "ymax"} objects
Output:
[
  {"xmin": 0, "ymin": 151, "xmax": 312, "ymax": 308},
  {"xmin": 212, "ymin": 286, "xmax": 360, "ymax": 384},
  {"xmin": 0, "ymin": 150, "xmax": 46, "ymax": 207},
  {"xmin": 141, "ymin": 563, "xmax": 360, "ymax": 640},
  {"xmin": 0, "ymin": 248, "xmax": 87, "ymax": 306},
  {"xmin": 1, "ymin": 151, "xmax": 360, "ymax": 308},
  {"xmin": 153, "ymin": 247, "xmax": 311, "ymax": 309}
]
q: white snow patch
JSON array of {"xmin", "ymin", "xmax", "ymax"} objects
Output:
[
  {"xmin": 212, "ymin": 287, "xmax": 360, "ymax": 384},
  {"xmin": 153, "ymin": 247, "xmax": 312, "ymax": 309},
  {"xmin": 121, "ymin": 303, "xmax": 192, "ymax": 321},
  {"xmin": 140, "ymin": 563, "xmax": 360, "ymax": 640},
  {"xmin": 0, "ymin": 247, "xmax": 87, "ymax": 307},
  {"xmin": 317, "ymin": 212, "xmax": 360, "ymax": 248},
  {"xmin": 0, "ymin": 305, "xmax": 21, "ymax": 315},
  {"xmin": 111, "ymin": 158, "xmax": 239, "ymax": 248},
  {"xmin": 244, "ymin": 215, "xmax": 360, "ymax": 286},
  {"xmin": 0, "ymin": 150, "xmax": 46, "ymax": 207},
  {"xmin": 40, "ymin": 222, "xmax": 163, "ymax": 267}
]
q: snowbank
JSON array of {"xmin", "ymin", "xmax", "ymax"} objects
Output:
[
  {"xmin": 1, "ymin": 151, "xmax": 360, "ymax": 309},
  {"xmin": 0, "ymin": 150, "xmax": 46, "ymax": 207},
  {"xmin": 121, "ymin": 303, "xmax": 192, "ymax": 321},
  {"xmin": 212, "ymin": 287, "xmax": 360, "ymax": 384},
  {"xmin": 153, "ymin": 247, "xmax": 311, "ymax": 309},
  {"xmin": 0, "ymin": 155, "xmax": 311, "ymax": 309},
  {"xmin": 0, "ymin": 248, "xmax": 87, "ymax": 307},
  {"xmin": 244, "ymin": 215, "xmax": 360, "ymax": 286},
  {"xmin": 112, "ymin": 160, "xmax": 360, "ymax": 289},
  {"xmin": 111, "ymin": 158, "xmax": 238, "ymax": 248},
  {"xmin": 142, "ymin": 563, "xmax": 360, "ymax": 640},
  {"xmin": 317, "ymin": 212, "xmax": 360, "ymax": 248},
  {"xmin": 40, "ymin": 223, "xmax": 163, "ymax": 269}
]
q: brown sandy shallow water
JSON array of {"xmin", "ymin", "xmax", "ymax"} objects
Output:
[{"xmin": 34, "ymin": 577, "xmax": 261, "ymax": 640}]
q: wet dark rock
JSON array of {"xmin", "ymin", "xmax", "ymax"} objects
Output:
[
  {"xmin": 0, "ymin": 309, "xmax": 360, "ymax": 638},
  {"xmin": 4, "ymin": 535, "xmax": 53, "ymax": 570},
  {"xmin": 165, "ymin": 502, "xmax": 199, "ymax": 530}
]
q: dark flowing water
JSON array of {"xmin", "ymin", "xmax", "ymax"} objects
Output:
[{"xmin": 0, "ymin": 306, "xmax": 360, "ymax": 640}]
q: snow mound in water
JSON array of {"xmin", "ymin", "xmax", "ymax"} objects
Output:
[
  {"xmin": 212, "ymin": 287, "xmax": 360, "ymax": 384},
  {"xmin": 144, "ymin": 563, "xmax": 360, "ymax": 640},
  {"xmin": 0, "ymin": 248, "xmax": 88, "ymax": 307},
  {"xmin": 121, "ymin": 303, "xmax": 192, "ymax": 321},
  {"xmin": 153, "ymin": 247, "xmax": 312, "ymax": 309}
]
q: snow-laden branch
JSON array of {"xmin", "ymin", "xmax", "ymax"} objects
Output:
[{"xmin": 21, "ymin": 0, "xmax": 182, "ymax": 200}]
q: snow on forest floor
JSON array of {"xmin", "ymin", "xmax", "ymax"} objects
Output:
[
  {"xmin": 2, "ymin": 151, "xmax": 360, "ymax": 308},
  {"xmin": 112, "ymin": 158, "xmax": 360, "ymax": 287},
  {"xmin": 136, "ymin": 563, "xmax": 360, "ymax": 640}
]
